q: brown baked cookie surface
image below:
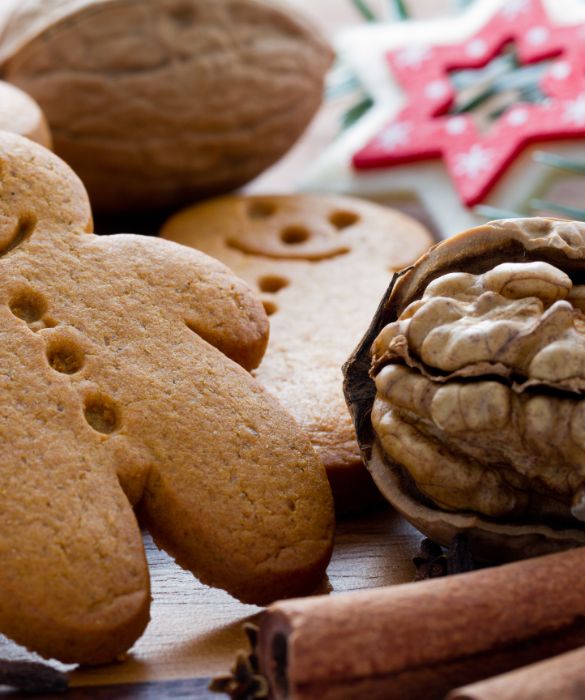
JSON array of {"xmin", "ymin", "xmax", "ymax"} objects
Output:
[
  {"xmin": 0, "ymin": 80, "xmax": 51, "ymax": 147},
  {"xmin": 161, "ymin": 194, "xmax": 432, "ymax": 513},
  {"xmin": 0, "ymin": 133, "xmax": 334, "ymax": 665}
]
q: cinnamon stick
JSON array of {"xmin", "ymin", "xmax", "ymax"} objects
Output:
[
  {"xmin": 257, "ymin": 547, "xmax": 585, "ymax": 700},
  {"xmin": 447, "ymin": 645, "xmax": 585, "ymax": 700}
]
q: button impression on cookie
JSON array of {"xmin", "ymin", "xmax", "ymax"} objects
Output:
[{"xmin": 83, "ymin": 392, "xmax": 120, "ymax": 435}]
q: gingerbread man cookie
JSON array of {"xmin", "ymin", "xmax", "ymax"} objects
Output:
[
  {"xmin": 0, "ymin": 133, "xmax": 333, "ymax": 664},
  {"xmin": 161, "ymin": 194, "xmax": 432, "ymax": 513}
]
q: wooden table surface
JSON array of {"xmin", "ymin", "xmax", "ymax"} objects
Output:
[
  {"xmin": 0, "ymin": 1, "xmax": 443, "ymax": 697},
  {"xmin": 0, "ymin": 509, "xmax": 423, "ymax": 698}
]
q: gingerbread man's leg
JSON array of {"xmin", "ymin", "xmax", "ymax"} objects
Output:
[{"xmin": 0, "ymin": 299, "xmax": 150, "ymax": 664}]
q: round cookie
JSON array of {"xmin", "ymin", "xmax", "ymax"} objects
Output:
[
  {"xmin": 161, "ymin": 194, "xmax": 432, "ymax": 514},
  {"xmin": 0, "ymin": 133, "xmax": 334, "ymax": 665},
  {"xmin": 0, "ymin": 80, "xmax": 51, "ymax": 148}
]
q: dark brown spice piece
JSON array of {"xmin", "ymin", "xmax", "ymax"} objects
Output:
[
  {"xmin": 446, "ymin": 534, "xmax": 475, "ymax": 576},
  {"xmin": 0, "ymin": 658, "xmax": 68, "ymax": 693},
  {"xmin": 413, "ymin": 538, "xmax": 445, "ymax": 580},
  {"xmin": 413, "ymin": 535, "xmax": 475, "ymax": 581},
  {"xmin": 209, "ymin": 624, "xmax": 268, "ymax": 700}
]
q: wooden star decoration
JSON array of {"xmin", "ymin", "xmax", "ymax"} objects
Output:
[{"xmin": 352, "ymin": 0, "xmax": 585, "ymax": 207}]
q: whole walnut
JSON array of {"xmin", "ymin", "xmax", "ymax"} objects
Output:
[
  {"xmin": 0, "ymin": 80, "xmax": 51, "ymax": 148},
  {"xmin": 0, "ymin": 0, "xmax": 332, "ymax": 212},
  {"xmin": 344, "ymin": 218, "xmax": 585, "ymax": 561}
]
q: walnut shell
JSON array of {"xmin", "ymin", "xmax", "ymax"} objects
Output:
[
  {"xmin": 344, "ymin": 218, "xmax": 585, "ymax": 561},
  {"xmin": 0, "ymin": 80, "xmax": 51, "ymax": 148},
  {"xmin": 0, "ymin": 0, "xmax": 332, "ymax": 212}
]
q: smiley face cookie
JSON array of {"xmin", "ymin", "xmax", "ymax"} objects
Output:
[
  {"xmin": 0, "ymin": 133, "xmax": 334, "ymax": 665},
  {"xmin": 161, "ymin": 194, "xmax": 432, "ymax": 513}
]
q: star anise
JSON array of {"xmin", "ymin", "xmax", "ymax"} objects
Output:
[
  {"xmin": 0, "ymin": 658, "xmax": 68, "ymax": 693},
  {"xmin": 413, "ymin": 534, "xmax": 475, "ymax": 581},
  {"xmin": 209, "ymin": 624, "xmax": 268, "ymax": 700}
]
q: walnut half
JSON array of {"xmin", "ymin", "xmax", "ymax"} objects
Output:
[{"xmin": 344, "ymin": 218, "xmax": 585, "ymax": 560}]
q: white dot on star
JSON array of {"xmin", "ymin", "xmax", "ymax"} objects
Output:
[
  {"xmin": 466, "ymin": 39, "xmax": 488, "ymax": 59},
  {"xmin": 445, "ymin": 117, "xmax": 467, "ymax": 134},
  {"xmin": 454, "ymin": 144, "xmax": 494, "ymax": 179},
  {"xmin": 527, "ymin": 26, "xmax": 550, "ymax": 45},
  {"xmin": 425, "ymin": 80, "xmax": 448, "ymax": 100},
  {"xmin": 500, "ymin": 0, "xmax": 529, "ymax": 19},
  {"xmin": 563, "ymin": 94, "xmax": 585, "ymax": 126},
  {"xmin": 550, "ymin": 62, "xmax": 571, "ymax": 80},
  {"xmin": 395, "ymin": 46, "xmax": 431, "ymax": 68},
  {"xmin": 507, "ymin": 108, "xmax": 529, "ymax": 126},
  {"xmin": 377, "ymin": 121, "xmax": 412, "ymax": 150}
]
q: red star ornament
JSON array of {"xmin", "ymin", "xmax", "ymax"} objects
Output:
[{"xmin": 353, "ymin": 0, "xmax": 585, "ymax": 207}]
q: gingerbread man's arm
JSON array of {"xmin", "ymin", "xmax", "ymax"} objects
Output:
[
  {"xmin": 94, "ymin": 233, "xmax": 269, "ymax": 370},
  {"xmin": 0, "ymin": 133, "xmax": 266, "ymax": 370}
]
